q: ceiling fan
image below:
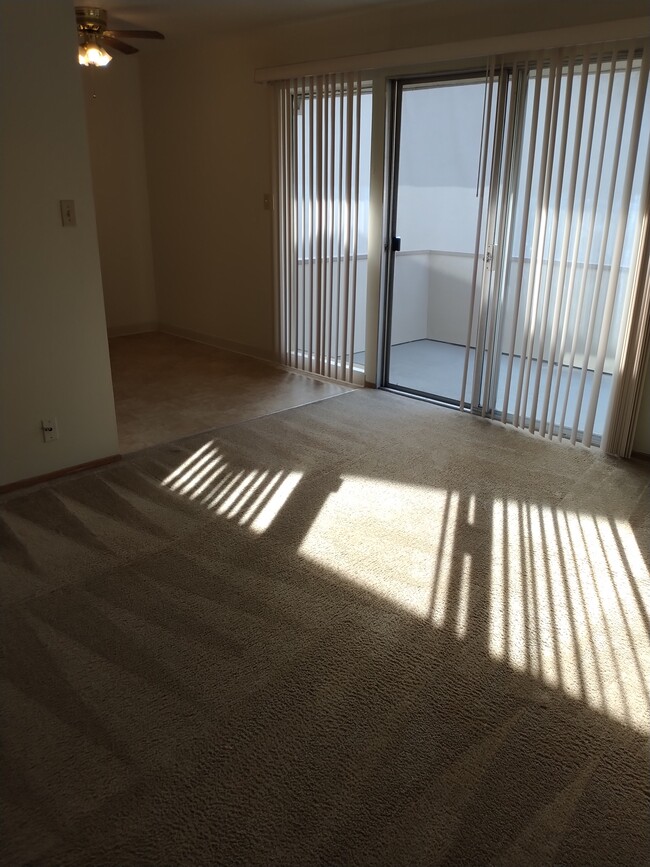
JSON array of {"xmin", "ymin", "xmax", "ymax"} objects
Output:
[{"xmin": 76, "ymin": 6, "xmax": 164, "ymax": 67}]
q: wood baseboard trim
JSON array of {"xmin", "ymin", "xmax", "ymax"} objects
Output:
[
  {"xmin": 0, "ymin": 454, "xmax": 122, "ymax": 495},
  {"xmin": 631, "ymin": 450, "xmax": 650, "ymax": 462},
  {"xmin": 158, "ymin": 325, "xmax": 277, "ymax": 364},
  {"xmin": 107, "ymin": 323, "xmax": 159, "ymax": 338}
]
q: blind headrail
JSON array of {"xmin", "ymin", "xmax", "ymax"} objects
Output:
[{"xmin": 254, "ymin": 18, "xmax": 650, "ymax": 83}]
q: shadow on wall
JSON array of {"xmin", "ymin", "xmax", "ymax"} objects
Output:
[{"xmin": 1, "ymin": 395, "xmax": 648, "ymax": 865}]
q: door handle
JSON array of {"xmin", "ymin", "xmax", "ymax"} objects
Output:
[{"xmin": 391, "ymin": 236, "xmax": 402, "ymax": 252}]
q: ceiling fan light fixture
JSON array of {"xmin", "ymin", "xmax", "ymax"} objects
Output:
[
  {"xmin": 78, "ymin": 36, "xmax": 111, "ymax": 67},
  {"xmin": 75, "ymin": 6, "xmax": 164, "ymax": 64}
]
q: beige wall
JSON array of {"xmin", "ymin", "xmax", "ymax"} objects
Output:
[
  {"xmin": 0, "ymin": 0, "xmax": 118, "ymax": 486},
  {"xmin": 83, "ymin": 57, "xmax": 157, "ymax": 334},
  {"xmin": 140, "ymin": 39, "xmax": 275, "ymax": 354}
]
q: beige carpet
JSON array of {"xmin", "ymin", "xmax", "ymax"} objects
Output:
[{"xmin": 1, "ymin": 389, "xmax": 649, "ymax": 866}]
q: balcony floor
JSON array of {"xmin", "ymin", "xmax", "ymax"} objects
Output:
[{"xmin": 362, "ymin": 339, "xmax": 612, "ymax": 439}]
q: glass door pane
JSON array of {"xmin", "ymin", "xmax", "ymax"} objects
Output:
[{"xmin": 385, "ymin": 76, "xmax": 490, "ymax": 403}]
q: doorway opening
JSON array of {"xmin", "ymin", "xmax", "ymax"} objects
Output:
[{"xmin": 384, "ymin": 74, "xmax": 489, "ymax": 405}]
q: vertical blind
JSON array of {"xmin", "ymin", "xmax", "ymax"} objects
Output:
[
  {"xmin": 273, "ymin": 43, "xmax": 650, "ymax": 454},
  {"xmin": 276, "ymin": 74, "xmax": 365, "ymax": 383},
  {"xmin": 463, "ymin": 40, "xmax": 650, "ymax": 450},
  {"xmin": 604, "ymin": 172, "xmax": 650, "ymax": 456}
]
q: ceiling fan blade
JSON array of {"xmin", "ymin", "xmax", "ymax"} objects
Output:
[
  {"xmin": 102, "ymin": 35, "xmax": 138, "ymax": 54},
  {"xmin": 104, "ymin": 29, "xmax": 165, "ymax": 40}
]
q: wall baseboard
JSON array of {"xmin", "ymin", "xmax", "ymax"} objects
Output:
[
  {"xmin": 0, "ymin": 454, "xmax": 122, "ymax": 495},
  {"xmin": 107, "ymin": 322, "xmax": 159, "ymax": 338},
  {"xmin": 631, "ymin": 450, "xmax": 650, "ymax": 462},
  {"xmin": 157, "ymin": 324, "xmax": 277, "ymax": 364}
]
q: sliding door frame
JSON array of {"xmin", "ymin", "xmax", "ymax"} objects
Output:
[
  {"xmin": 380, "ymin": 78, "xmax": 402, "ymax": 393},
  {"xmin": 469, "ymin": 63, "xmax": 514, "ymax": 414},
  {"xmin": 482, "ymin": 64, "xmax": 528, "ymax": 420},
  {"xmin": 377, "ymin": 44, "xmax": 649, "ymax": 452},
  {"xmin": 380, "ymin": 67, "xmax": 509, "ymax": 408}
]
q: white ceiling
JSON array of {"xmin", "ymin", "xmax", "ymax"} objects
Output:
[
  {"xmin": 88, "ymin": 0, "xmax": 648, "ymax": 53},
  {"xmin": 97, "ymin": 0, "xmax": 414, "ymax": 42}
]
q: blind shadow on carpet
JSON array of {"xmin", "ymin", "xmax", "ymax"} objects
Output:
[{"xmin": 1, "ymin": 389, "xmax": 649, "ymax": 866}]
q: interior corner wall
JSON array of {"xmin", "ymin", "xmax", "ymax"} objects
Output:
[
  {"xmin": 139, "ymin": 40, "xmax": 276, "ymax": 355},
  {"xmin": 0, "ymin": 0, "xmax": 119, "ymax": 487},
  {"xmin": 83, "ymin": 57, "xmax": 157, "ymax": 334}
]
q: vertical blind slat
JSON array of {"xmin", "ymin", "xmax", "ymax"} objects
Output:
[
  {"xmin": 308, "ymin": 77, "xmax": 316, "ymax": 372},
  {"xmin": 500, "ymin": 57, "xmax": 544, "ymax": 422},
  {"xmin": 334, "ymin": 73, "xmax": 345, "ymax": 379},
  {"xmin": 290, "ymin": 79, "xmax": 299, "ymax": 370},
  {"xmin": 530, "ymin": 52, "xmax": 577, "ymax": 435},
  {"xmin": 277, "ymin": 87, "xmax": 284, "ymax": 362},
  {"xmin": 325, "ymin": 74, "xmax": 335, "ymax": 379},
  {"xmin": 349, "ymin": 74, "xmax": 363, "ymax": 382},
  {"xmin": 483, "ymin": 62, "xmax": 519, "ymax": 418},
  {"xmin": 321, "ymin": 76, "xmax": 329, "ymax": 377},
  {"xmin": 490, "ymin": 63, "xmax": 526, "ymax": 420},
  {"xmin": 547, "ymin": 52, "xmax": 599, "ymax": 439},
  {"xmin": 300, "ymin": 78, "xmax": 307, "ymax": 370},
  {"xmin": 511, "ymin": 54, "xmax": 553, "ymax": 427},
  {"xmin": 341, "ymin": 74, "xmax": 355, "ymax": 381},
  {"xmin": 287, "ymin": 79, "xmax": 293, "ymax": 368},
  {"xmin": 473, "ymin": 65, "xmax": 504, "ymax": 411},
  {"xmin": 517, "ymin": 53, "xmax": 561, "ymax": 428},
  {"xmin": 314, "ymin": 76, "xmax": 323, "ymax": 374},
  {"xmin": 281, "ymin": 91, "xmax": 292, "ymax": 364},
  {"xmin": 460, "ymin": 60, "xmax": 496, "ymax": 409},
  {"xmin": 540, "ymin": 54, "xmax": 587, "ymax": 437}
]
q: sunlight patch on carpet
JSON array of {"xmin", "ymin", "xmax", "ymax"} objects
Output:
[
  {"xmin": 299, "ymin": 474, "xmax": 650, "ymax": 734},
  {"xmin": 161, "ymin": 441, "xmax": 303, "ymax": 534},
  {"xmin": 299, "ymin": 475, "xmax": 456, "ymax": 619}
]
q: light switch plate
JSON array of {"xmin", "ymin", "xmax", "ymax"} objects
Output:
[{"xmin": 60, "ymin": 200, "xmax": 76, "ymax": 227}]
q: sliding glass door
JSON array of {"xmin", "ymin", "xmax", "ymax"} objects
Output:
[
  {"xmin": 384, "ymin": 74, "xmax": 500, "ymax": 404},
  {"xmin": 384, "ymin": 42, "xmax": 650, "ymax": 447}
]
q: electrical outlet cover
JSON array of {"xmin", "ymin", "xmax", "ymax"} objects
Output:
[{"xmin": 41, "ymin": 418, "xmax": 58, "ymax": 442}]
